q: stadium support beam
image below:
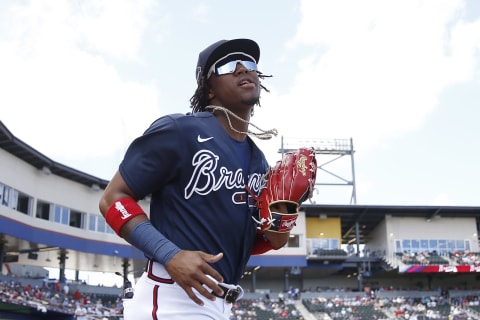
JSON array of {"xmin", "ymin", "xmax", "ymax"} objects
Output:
[
  {"xmin": 343, "ymin": 208, "xmax": 369, "ymax": 244},
  {"xmin": 355, "ymin": 222, "xmax": 364, "ymax": 292},
  {"xmin": 122, "ymin": 259, "xmax": 130, "ymax": 285},
  {"xmin": 425, "ymin": 208, "xmax": 441, "ymax": 221},
  {"xmin": 279, "ymin": 136, "xmax": 357, "ymax": 204},
  {"xmin": 0, "ymin": 236, "xmax": 6, "ymax": 274},
  {"xmin": 57, "ymin": 249, "xmax": 68, "ymax": 284}
]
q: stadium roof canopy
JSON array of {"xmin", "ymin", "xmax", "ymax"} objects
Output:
[
  {"xmin": 0, "ymin": 121, "xmax": 109, "ymax": 190},
  {"xmin": 302, "ymin": 203, "xmax": 480, "ymax": 244}
]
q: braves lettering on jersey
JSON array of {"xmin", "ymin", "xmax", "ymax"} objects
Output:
[{"xmin": 119, "ymin": 112, "xmax": 269, "ymax": 284}]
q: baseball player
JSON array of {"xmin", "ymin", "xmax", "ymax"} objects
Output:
[{"xmin": 99, "ymin": 38, "xmax": 291, "ymax": 319}]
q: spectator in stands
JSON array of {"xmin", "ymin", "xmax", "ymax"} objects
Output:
[
  {"xmin": 74, "ymin": 302, "xmax": 88, "ymax": 320},
  {"xmin": 417, "ymin": 252, "xmax": 427, "ymax": 265},
  {"xmin": 74, "ymin": 289, "xmax": 81, "ymax": 301},
  {"xmin": 49, "ymin": 293, "xmax": 60, "ymax": 306},
  {"xmin": 63, "ymin": 283, "xmax": 69, "ymax": 295}
]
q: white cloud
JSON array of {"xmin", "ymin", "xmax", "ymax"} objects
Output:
[
  {"xmin": 190, "ymin": 2, "xmax": 210, "ymax": 23},
  {"xmin": 73, "ymin": 0, "xmax": 156, "ymax": 60},
  {"xmin": 252, "ymin": 0, "xmax": 480, "ymax": 206},
  {"xmin": 274, "ymin": 0, "xmax": 479, "ymax": 152},
  {"xmin": 431, "ymin": 193, "xmax": 456, "ymax": 206},
  {"xmin": 1, "ymin": 0, "xmax": 479, "ymax": 201},
  {"xmin": 0, "ymin": 1, "xmax": 160, "ymax": 161}
]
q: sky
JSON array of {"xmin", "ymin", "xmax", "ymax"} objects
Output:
[{"xmin": 1, "ymin": 0, "xmax": 480, "ymax": 208}]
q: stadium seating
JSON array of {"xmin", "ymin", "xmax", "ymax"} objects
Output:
[
  {"xmin": 313, "ymin": 249, "xmax": 348, "ymax": 257},
  {"xmin": 231, "ymin": 298, "xmax": 302, "ymax": 319}
]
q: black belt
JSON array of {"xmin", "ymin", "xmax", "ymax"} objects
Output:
[
  {"xmin": 213, "ymin": 284, "xmax": 241, "ymax": 304},
  {"xmin": 146, "ymin": 260, "xmax": 241, "ymax": 303}
]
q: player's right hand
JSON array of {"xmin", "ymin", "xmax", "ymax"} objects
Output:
[{"xmin": 165, "ymin": 250, "xmax": 224, "ymax": 306}]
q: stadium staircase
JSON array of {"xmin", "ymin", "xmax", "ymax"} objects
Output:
[
  {"xmin": 380, "ymin": 256, "xmax": 397, "ymax": 271},
  {"xmin": 465, "ymin": 307, "xmax": 480, "ymax": 319},
  {"xmin": 294, "ymin": 300, "xmax": 325, "ymax": 320}
]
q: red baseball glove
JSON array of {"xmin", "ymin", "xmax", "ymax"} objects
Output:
[{"xmin": 252, "ymin": 147, "xmax": 317, "ymax": 233}]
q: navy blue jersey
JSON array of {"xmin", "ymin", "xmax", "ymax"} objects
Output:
[{"xmin": 119, "ymin": 112, "xmax": 269, "ymax": 284}]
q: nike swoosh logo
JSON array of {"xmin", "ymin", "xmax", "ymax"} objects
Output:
[{"xmin": 197, "ymin": 135, "xmax": 214, "ymax": 143}]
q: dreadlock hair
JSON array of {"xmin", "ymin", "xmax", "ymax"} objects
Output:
[{"xmin": 189, "ymin": 72, "xmax": 272, "ymax": 113}]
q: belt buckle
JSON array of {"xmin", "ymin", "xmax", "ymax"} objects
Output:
[{"xmin": 224, "ymin": 288, "xmax": 239, "ymax": 304}]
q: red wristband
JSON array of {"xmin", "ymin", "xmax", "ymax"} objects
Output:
[{"xmin": 105, "ymin": 197, "xmax": 147, "ymax": 236}]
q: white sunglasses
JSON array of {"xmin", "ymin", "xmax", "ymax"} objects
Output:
[{"xmin": 207, "ymin": 52, "xmax": 258, "ymax": 79}]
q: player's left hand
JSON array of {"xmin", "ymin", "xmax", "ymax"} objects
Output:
[
  {"xmin": 252, "ymin": 147, "xmax": 317, "ymax": 233},
  {"xmin": 165, "ymin": 250, "xmax": 225, "ymax": 306},
  {"xmin": 262, "ymin": 203, "xmax": 290, "ymax": 248}
]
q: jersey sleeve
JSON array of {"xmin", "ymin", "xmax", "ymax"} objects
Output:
[{"xmin": 119, "ymin": 115, "xmax": 182, "ymax": 199}]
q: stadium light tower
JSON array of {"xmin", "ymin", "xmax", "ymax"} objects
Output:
[{"xmin": 279, "ymin": 137, "xmax": 357, "ymax": 205}]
